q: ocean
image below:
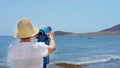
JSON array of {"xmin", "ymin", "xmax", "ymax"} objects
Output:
[{"xmin": 1, "ymin": 36, "xmax": 120, "ymax": 68}]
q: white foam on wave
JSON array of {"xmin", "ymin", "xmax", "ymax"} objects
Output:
[
  {"xmin": 51, "ymin": 54, "xmax": 120, "ymax": 65},
  {"xmin": 76, "ymin": 54, "xmax": 120, "ymax": 64}
]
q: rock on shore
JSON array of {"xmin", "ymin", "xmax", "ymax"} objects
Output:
[{"xmin": 56, "ymin": 63, "xmax": 85, "ymax": 68}]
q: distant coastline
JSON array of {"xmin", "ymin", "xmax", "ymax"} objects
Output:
[
  {"xmin": 75, "ymin": 32, "xmax": 120, "ymax": 36},
  {"xmin": 54, "ymin": 31, "xmax": 120, "ymax": 36},
  {"xmin": 54, "ymin": 24, "xmax": 120, "ymax": 36}
]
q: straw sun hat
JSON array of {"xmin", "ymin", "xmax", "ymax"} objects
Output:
[{"xmin": 14, "ymin": 18, "xmax": 39, "ymax": 38}]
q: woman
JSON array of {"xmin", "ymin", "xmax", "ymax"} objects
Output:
[{"xmin": 8, "ymin": 18, "xmax": 56, "ymax": 68}]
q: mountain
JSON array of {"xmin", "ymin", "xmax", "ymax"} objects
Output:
[
  {"xmin": 101, "ymin": 24, "xmax": 120, "ymax": 32},
  {"xmin": 54, "ymin": 24, "xmax": 120, "ymax": 36},
  {"xmin": 54, "ymin": 31, "xmax": 73, "ymax": 36}
]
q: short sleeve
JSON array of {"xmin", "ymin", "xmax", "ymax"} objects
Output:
[{"xmin": 33, "ymin": 42, "xmax": 48, "ymax": 57}]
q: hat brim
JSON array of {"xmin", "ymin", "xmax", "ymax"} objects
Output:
[{"xmin": 14, "ymin": 27, "xmax": 39, "ymax": 38}]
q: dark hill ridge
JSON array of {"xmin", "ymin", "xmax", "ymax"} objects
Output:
[
  {"xmin": 101, "ymin": 24, "xmax": 120, "ymax": 32},
  {"xmin": 54, "ymin": 31, "xmax": 73, "ymax": 36},
  {"xmin": 54, "ymin": 24, "xmax": 120, "ymax": 36}
]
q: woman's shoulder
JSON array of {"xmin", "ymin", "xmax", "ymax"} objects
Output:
[
  {"xmin": 34, "ymin": 42, "xmax": 46, "ymax": 45},
  {"xmin": 9, "ymin": 42, "xmax": 18, "ymax": 47},
  {"xmin": 33, "ymin": 42, "xmax": 48, "ymax": 48}
]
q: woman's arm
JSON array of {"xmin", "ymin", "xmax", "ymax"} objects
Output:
[{"xmin": 48, "ymin": 32, "xmax": 56, "ymax": 54}]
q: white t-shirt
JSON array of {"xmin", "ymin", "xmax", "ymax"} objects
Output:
[{"xmin": 8, "ymin": 42, "xmax": 48, "ymax": 68}]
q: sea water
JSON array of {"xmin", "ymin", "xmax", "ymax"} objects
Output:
[{"xmin": 0, "ymin": 36, "xmax": 120, "ymax": 68}]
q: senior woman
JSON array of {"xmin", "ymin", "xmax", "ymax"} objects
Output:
[{"xmin": 8, "ymin": 18, "xmax": 56, "ymax": 68}]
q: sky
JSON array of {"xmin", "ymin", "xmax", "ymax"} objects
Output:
[{"xmin": 0, "ymin": 0, "xmax": 120, "ymax": 35}]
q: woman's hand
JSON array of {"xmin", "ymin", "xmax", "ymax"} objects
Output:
[{"xmin": 48, "ymin": 32, "xmax": 54, "ymax": 40}]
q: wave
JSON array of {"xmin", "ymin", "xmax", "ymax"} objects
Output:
[
  {"xmin": 1, "ymin": 54, "xmax": 120, "ymax": 67},
  {"xmin": 51, "ymin": 54, "xmax": 120, "ymax": 65},
  {"xmin": 77, "ymin": 54, "xmax": 120, "ymax": 64},
  {"xmin": 0, "ymin": 60, "xmax": 9, "ymax": 68},
  {"xmin": 0, "ymin": 57, "xmax": 11, "ymax": 68}
]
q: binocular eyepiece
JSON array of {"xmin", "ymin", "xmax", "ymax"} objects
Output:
[{"xmin": 36, "ymin": 26, "xmax": 52, "ymax": 39}]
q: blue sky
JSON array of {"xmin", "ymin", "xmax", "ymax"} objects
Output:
[{"xmin": 0, "ymin": 0, "xmax": 120, "ymax": 35}]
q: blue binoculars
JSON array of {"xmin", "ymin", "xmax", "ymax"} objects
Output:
[
  {"xmin": 37, "ymin": 26, "xmax": 52, "ymax": 68},
  {"xmin": 36, "ymin": 26, "xmax": 52, "ymax": 38}
]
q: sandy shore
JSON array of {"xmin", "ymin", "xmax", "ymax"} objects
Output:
[{"xmin": 47, "ymin": 63, "xmax": 85, "ymax": 68}]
